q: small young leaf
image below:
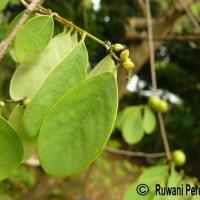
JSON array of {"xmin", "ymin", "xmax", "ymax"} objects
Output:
[
  {"xmin": 122, "ymin": 108, "xmax": 144, "ymax": 145},
  {"xmin": 24, "ymin": 41, "xmax": 88, "ymax": 137},
  {"xmin": 15, "ymin": 15, "xmax": 54, "ymax": 62},
  {"xmin": 168, "ymin": 165, "xmax": 182, "ymax": 188},
  {"xmin": 10, "ymin": 32, "xmax": 72, "ymax": 99},
  {"xmin": 0, "ymin": 0, "xmax": 9, "ymax": 11},
  {"xmin": 89, "ymin": 54, "xmax": 117, "ymax": 77},
  {"xmin": 143, "ymin": 106, "xmax": 157, "ymax": 134},
  {"xmin": 38, "ymin": 72, "xmax": 118, "ymax": 177},
  {"xmin": 8, "ymin": 105, "xmax": 37, "ymax": 161},
  {"xmin": 115, "ymin": 107, "xmax": 134, "ymax": 130},
  {"xmin": 0, "ymin": 116, "xmax": 23, "ymax": 181}
]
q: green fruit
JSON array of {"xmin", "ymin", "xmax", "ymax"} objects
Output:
[
  {"xmin": 159, "ymin": 100, "xmax": 168, "ymax": 113},
  {"xmin": 172, "ymin": 150, "xmax": 186, "ymax": 166},
  {"xmin": 148, "ymin": 96, "xmax": 162, "ymax": 111},
  {"xmin": 0, "ymin": 101, "xmax": 5, "ymax": 107},
  {"xmin": 122, "ymin": 60, "xmax": 135, "ymax": 71},
  {"xmin": 120, "ymin": 49, "xmax": 129, "ymax": 61},
  {"xmin": 113, "ymin": 43, "xmax": 125, "ymax": 52}
]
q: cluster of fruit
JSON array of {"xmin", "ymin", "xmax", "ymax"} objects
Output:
[
  {"xmin": 113, "ymin": 43, "xmax": 135, "ymax": 71},
  {"xmin": 148, "ymin": 96, "xmax": 168, "ymax": 113}
]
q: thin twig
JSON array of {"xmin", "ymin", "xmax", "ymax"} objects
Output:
[
  {"xmin": 157, "ymin": 113, "xmax": 171, "ymax": 160},
  {"xmin": 0, "ymin": 0, "xmax": 42, "ymax": 61},
  {"xmin": 125, "ymin": 34, "xmax": 200, "ymax": 42},
  {"xmin": 37, "ymin": 6, "xmax": 106, "ymax": 47},
  {"xmin": 177, "ymin": 0, "xmax": 200, "ymax": 33},
  {"xmin": 145, "ymin": 0, "xmax": 171, "ymax": 161},
  {"xmin": 1, "ymin": 99, "xmax": 21, "ymax": 103},
  {"xmin": 104, "ymin": 146, "xmax": 166, "ymax": 158},
  {"xmin": 1, "ymin": 96, "xmax": 27, "ymax": 104},
  {"xmin": 145, "ymin": 0, "xmax": 157, "ymax": 92},
  {"xmin": 36, "ymin": 6, "xmax": 121, "ymax": 63}
]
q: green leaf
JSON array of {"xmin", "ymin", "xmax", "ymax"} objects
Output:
[
  {"xmin": 124, "ymin": 166, "xmax": 168, "ymax": 200},
  {"xmin": 115, "ymin": 107, "xmax": 134, "ymax": 130},
  {"xmin": 152, "ymin": 195, "xmax": 169, "ymax": 200},
  {"xmin": 179, "ymin": 179, "xmax": 195, "ymax": 200},
  {"xmin": 23, "ymin": 41, "xmax": 88, "ymax": 137},
  {"xmin": 15, "ymin": 15, "xmax": 54, "ymax": 62},
  {"xmin": 71, "ymin": 31, "xmax": 78, "ymax": 47},
  {"xmin": 89, "ymin": 54, "xmax": 117, "ymax": 78},
  {"xmin": 8, "ymin": 105, "xmax": 37, "ymax": 161},
  {"xmin": 5, "ymin": 11, "xmax": 35, "ymax": 62},
  {"xmin": 191, "ymin": 195, "xmax": 200, "ymax": 200},
  {"xmin": 122, "ymin": 108, "xmax": 144, "ymax": 144},
  {"xmin": 38, "ymin": 72, "xmax": 118, "ymax": 176},
  {"xmin": 123, "ymin": 183, "xmax": 154, "ymax": 200},
  {"xmin": 10, "ymin": 32, "xmax": 72, "ymax": 99},
  {"xmin": 0, "ymin": 0, "xmax": 9, "ymax": 11},
  {"xmin": 143, "ymin": 106, "xmax": 157, "ymax": 134},
  {"xmin": 138, "ymin": 165, "xmax": 168, "ymax": 186},
  {"xmin": 0, "ymin": 116, "xmax": 23, "ymax": 181},
  {"xmin": 5, "ymin": 11, "xmax": 35, "ymax": 42},
  {"xmin": 168, "ymin": 165, "xmax": 182, "ymax": 187}
]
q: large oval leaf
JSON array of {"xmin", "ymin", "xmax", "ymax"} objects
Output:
[
  {"xmin": 8, "ymin": 105, "xmax": 37, "ymax": 161},
  {"xmin": 0, "ymin": 0, "xmax": 9, "ymax": 11},
  {"xmin": 10, "ymin": 32, "xmax": 72, "ymax": 99},
  {"xmin": 122, "ymin": 108, "xmax": 144, "ymax": 144},
  {"xmin": 5, "ymin": 11, "xmax": 35, "ymax": 61},
  {"xmin": 0, "ymin": 116, "xmax": 23, "ymax": 181},
  {"xmin": 143, "ymin": 106, "xmax": 157, "ymax": 134},
  {"xmin": 15, "ymin": 15, "xmax": 54, "ymax": 62},
  {"xmin": 24, "ymin": 40, "xmax": 88, "ymax": 137},
  {"xmin": 38, "ymin": 72, "xmax": 118, "ymax": 177}
]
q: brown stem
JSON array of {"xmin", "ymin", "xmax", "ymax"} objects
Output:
[
  {"xmin": 104, "ymin": 146, "xmax": 166, "ymax": 158},
  {"xmin": 124, "ymin": 34, "xmax": 200, "ymax": 42},
  {"xmin": 0, "ymin": 0, "xmax": 43, "ymax": 62},
  {"xmin": 145, "ymin": 0, "xmax": 171, "ymax": 161},
  {"xmin": 157, "ymin": 113, "xmax": 172, "ymax": 160},
  {"xmin": 37, "ymin": 6, "xmax": 106, "ymax": 48},
  {"xmin": 145, "ymin": 0, "xmax": 157, "ymax": 92},
  {"xmin": 177, "ymin": 0, "xmax": 200, "ymax": 32}
]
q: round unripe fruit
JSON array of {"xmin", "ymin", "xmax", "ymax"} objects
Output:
[
  {"xmin": 23, "ymin": 98, "xmax": 31, "ymax": 109},
  {"xmin": 148, "ymin": 96, "xmax": 162, "ymax": 111},
  {"xmin": 113, "ymin": 43, "xmax": 125, "ymax": 52},
  {"xmin": 122, "ymin": 60, "xmax": 135, "ymax": 71},
  {"xmin": 159, "ymin": 100, "xmax": 168, "ymax": 113},
  {"xmin": 0, "ymin": 101, "xmax": 5, "ymax": 107},
  {"xmin": 172, "ymin": 150, "xmax": 186, "ymax": 166},
  {"xmin": 120, "ymin": 49, "xmax": 129, "ymax": 61}
]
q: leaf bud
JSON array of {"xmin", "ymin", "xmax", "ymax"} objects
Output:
[
  {"xmin": 120, "ymin": 49, "xmax": 129, "ymax": 61},
  {"xmin": 122, "ymin": 60, "xmax": 135, "ymax": 71},
  {"xmin": 113, "ymin": 43, "xmax": 125, "ymax": 52},
  {"xmin": 23, "ymin": 98, "xmax": 31, "ymax": 109}
]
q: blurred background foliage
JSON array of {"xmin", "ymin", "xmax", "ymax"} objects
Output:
[{"xmin": 0, "ymin": 0, "xmax": 200, "ymax": 199}]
